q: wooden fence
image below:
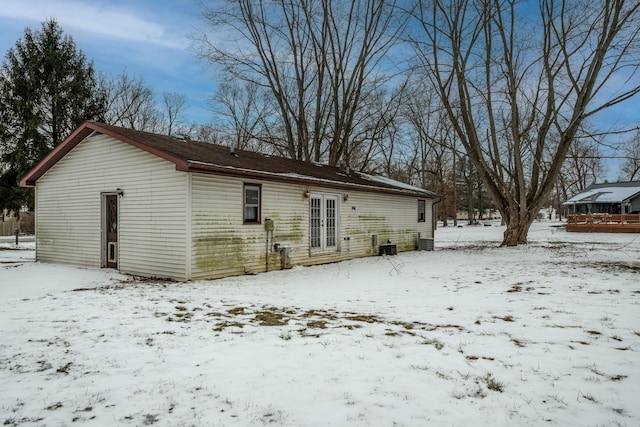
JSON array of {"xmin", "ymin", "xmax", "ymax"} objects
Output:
[
  {"xmin": 1, "ymin": 212, "xmax": 35, "ymax": 235},
  {"xmin": 566, "ymin": 214, "xmax": 640, "ymax": 233}
]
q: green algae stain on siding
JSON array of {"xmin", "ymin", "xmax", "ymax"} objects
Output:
[
  {"xmin": 193, "ymin": 235, "xmax": 246, "ymax": 272},
  {"xmin": 274, "ymin": 231, "xmax": 304, "ymax": 242},
  {"xmin": 272, "ymin": 215, "xmax": 304, "ymax": 244},
  {"xmin": 357, "ymin": 215, "xmax": 386, "ymax": 222}
]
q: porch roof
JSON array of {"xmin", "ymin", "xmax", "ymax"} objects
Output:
[{"xmin": 564, "ymin": 185, "xmax": 640, "ymax": 205}]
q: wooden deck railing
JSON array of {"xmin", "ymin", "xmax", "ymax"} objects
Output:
[{"xmin": 566, "ymin": 214, "xmax": 640, "ymax": 233}]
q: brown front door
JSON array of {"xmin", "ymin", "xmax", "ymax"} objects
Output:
[{"xmin": 105, "ymin": 194, "xmax": 118, "ymax": 269}]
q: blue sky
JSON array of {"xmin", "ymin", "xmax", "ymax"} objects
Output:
[
  {"xmin": 0, "ymin": 0, "xmax": 216, "ymax": 123},
  {"xmin": 0, "ymin": 0, "xmax": 637, "ymax": 179}
]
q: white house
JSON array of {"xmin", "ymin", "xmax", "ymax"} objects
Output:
[{"xmin": 21, "ymin": 122, "xmax": 441, "ymax": 281}]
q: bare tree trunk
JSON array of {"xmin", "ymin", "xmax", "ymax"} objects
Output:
[{"xmin": 411, "ymin": 0, "xmax": 640, "ymax": 246}]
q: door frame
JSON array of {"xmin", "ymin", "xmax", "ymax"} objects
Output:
[
  {"xmin": 101, "ymin": 192, "xmax": 119, "ymax": 269},
  {"xmin": 309, "ymin": 193, "xmax": 340, "ymax": 254}
]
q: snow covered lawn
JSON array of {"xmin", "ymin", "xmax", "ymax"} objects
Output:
[{"xmin": 1, "ymin": 222, "xmax": 639, "ymax": 426}]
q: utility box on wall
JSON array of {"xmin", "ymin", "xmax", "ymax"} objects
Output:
[{"xmin": 264, "ymin": 218, "xmax": 274, "ymax": 231}]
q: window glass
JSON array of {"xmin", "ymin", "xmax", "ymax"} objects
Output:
[
  {"xmin": 418, "ymin": 199, "xmax": 426, "ymax": 222},
  {"xmin": 326, "ymin": 197, "xmax": 336, "ymax": 247},
  {"xmin": 310, "ymin": 197, "xmax": 321, "ymax": 248},
  {"xmin": 244, "ymin": 185, "xmax": 260, "ymax": 223}
]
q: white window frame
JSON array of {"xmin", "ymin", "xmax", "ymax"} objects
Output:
[
  {"xmin": 418, "ymin": 199, "xmax": 426, "ymax": 222},
  {"xmin": 310, "ymin": 193, "xmax": 339, "ymax": 254},
  {"xmin": 243, "ymin": 184, "xmax": 261, "ymax": 224}
]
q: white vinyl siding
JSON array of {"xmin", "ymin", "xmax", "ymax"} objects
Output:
[
  {"xmin": 190, "ymin": 173, "xmax": 434, "ymax": 279},
  {"xmin": 34, "ymin": 130, "xmax": 434, "ymax": 281},
  {"xmin": 35, "ymin": 134, "xmax": 188, "ymax": 280},
  {"xmin": 341, "ymin": 191, "xmax": 433, "ymax": 256}
]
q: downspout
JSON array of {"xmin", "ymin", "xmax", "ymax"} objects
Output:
[
  {"xmin": 432, "ymin": 197, "xmax": 443, "ymax": 238},
  {"xmin": 185, "ymin": 173, "xmax": 192, "ymax": 280},
  {"xmin": 265, "ymin": 229, "xmax": 270, "ymax": 272}
]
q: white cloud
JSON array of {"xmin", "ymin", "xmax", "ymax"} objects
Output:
[{"xmin": 0, "ymin": 0, "xmax": 186, "ymax": 49}]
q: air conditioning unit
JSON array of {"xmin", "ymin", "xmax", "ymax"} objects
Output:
[
  {"xmin": 279, "ymin": 246, "xmax": 292, "ymax": 269},
  {"xmin": 418, "ymin": 238, "xmax": 434, "ymax": 251}
]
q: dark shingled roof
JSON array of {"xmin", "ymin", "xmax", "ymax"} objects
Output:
[{"xmin": 21, "ymin": 121, "xmax": 441, "ymax": 199}]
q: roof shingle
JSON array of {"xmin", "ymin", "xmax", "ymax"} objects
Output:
[{"xmin": 21, "ymin": 121, "xmax": 440, "ymax": 199}]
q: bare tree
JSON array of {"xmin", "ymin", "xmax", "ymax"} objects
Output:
[
  {"xmin": 402, "ymin": 77, "xmax": 461, "ymax": 225},
  {"xmin": 212, "ymin": 80, "xmax": 272, "ymax": 151},
  {"xmin": 620, "ymin": 129, "xmax": 640, "ymax": 180},
  {"xmin": 411, "ymin": 0, "xmax": 640, "ymax": 245},
  {"xmin": 559, "ymin": 135, "xmax": 604, "ymax": 197},
  {"xmin": 162, "ymin": 91, "xmax": 187, "ymax": 136},
  {"xmin": 196, "ymin": 0, "xmax": 402, "ymax": 166},
  {"xmin": 190, "ymin": 122, "xmax": 222, "ymax": 144},
  {"xmin": 351, "ymin": 83, "xmax": 407, "ymax": 172},
  {"xmin": 103, "ymin": 72, "xmax": 161, "ymax": 132}
]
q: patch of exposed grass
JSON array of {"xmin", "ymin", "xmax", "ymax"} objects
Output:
[
  {"xmin": 593, "ymin": 261, "xmax": 640, "ymax": 274},
  {"xmin": 570, "ymin": 340, "xmax": 590, "ymax": 346},
  {"xmin": 419, "ymin": 338, "xmax": 444, "ymax": 350},
  {"xmin": 301, "ymin": 309, "xmax": 338, "ymax": 320},
  {"xmin": 36, "ymin": 360, "xmax": 52, "ymax": 372},
  {"xmin": 482, "ymin": 373, "xmax": 504, "ymax": 392},
  {"xmin": 213, "ymin": 321, "xmax": 245, "ymax": 332},
  {"xmin": 345, "ymin": 314, "xmax": 381, "ymax": 323},
  {"xmin": 254, "ymin": 310, "xmax": 288, "ymax": 326},
  {"xmin": 143, "ymin": 414, "xmax": 159, "ymax": 425},
  {"xmin": 547, "ymin": 324, "xmax": 581, "ymax": 329},
  {"xmin": 279, "ymin": 331, "xmax": 292, "ymax": 341},
  {"xmin": 511, "ymin": 337, "xmax": 526, "ymax": 348},
  {"xmin": 227, "ymin": 307, "xmax": 246, "ymax": 315},
  {"xmin": 306, "ymin": 320, "xmax": 328, "ymax": 329},
  {"xmin": 45, "ymin": 402, "xmax": 63, "ymax": 411},
  {"xmin": 410, "ymin": 363, "xmax": 429, "ymax": 371},
  {"xmin": 580, "ymin": 393, "xmax": 598, "ymax": 403},
  {"xmin": 205, "ymin": 311, "xmax": 224, "ymax": 317},
  {"xmin": 56, "ymin": 362, "xmax": 72, "ymax": 374}
]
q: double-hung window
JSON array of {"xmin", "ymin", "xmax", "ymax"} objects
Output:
[
  {"xmin": 244, "ymin": 184, "xmax": 261, "ymax": 223},
  {"xmin": 418, "ymin": 199, "xmax": 426, "ymax": 222}
]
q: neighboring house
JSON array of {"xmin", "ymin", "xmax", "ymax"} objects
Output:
[
  {"xmin": 20, "ymin": 121, "xmax": 441, "ymax": 281},
  {"xmin": 563, "ymin": 181, "xmax": 640, "ymax": 215}
]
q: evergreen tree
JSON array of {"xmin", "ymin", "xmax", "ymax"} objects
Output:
[{"xmin": 0, "ymin": 19, "xmax": 106, "ymax": 213}]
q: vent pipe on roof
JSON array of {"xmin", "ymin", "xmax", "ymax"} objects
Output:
[{"xmin": 230, "ymin": 142, "xmax": 237, "ymax": 157}]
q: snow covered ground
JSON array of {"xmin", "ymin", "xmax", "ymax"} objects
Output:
[{"xmin": 1, "ymin": 221, "xmax": 639, "ymax": 426}]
